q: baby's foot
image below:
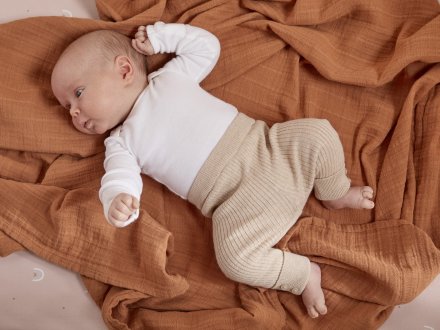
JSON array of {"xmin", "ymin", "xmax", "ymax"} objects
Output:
[
  {"xmin": 302, "ymin": 262, "xmax": 327, "ymax": 318},
  {"xmin": 322, "ymin": 186, "xmax": 374, "ymax": 210}
]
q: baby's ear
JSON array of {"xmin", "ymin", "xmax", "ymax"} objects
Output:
[{"xmin": 115, "ymin": 55, "xmax": 134, "ymax": 81}]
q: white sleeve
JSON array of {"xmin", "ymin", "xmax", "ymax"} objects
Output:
[
  {"xmin": 146, "ymin": 21, "xmax": 221, "ymax": 83},
  {"xmin": 99, "ymin": 135, "xmax": 143, "ymax": 228}
]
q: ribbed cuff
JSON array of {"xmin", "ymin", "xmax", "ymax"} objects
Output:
[
  {"xmin": 146, "ymin": 22, "xmax": 165, "ymax": 54},
  {"xmin": 271, "ymin": 252, "xmax": 311, "ymax": 295},
  {"xmin": 314, "ymin": 168, "xmax": 351, "ymax": 201}
]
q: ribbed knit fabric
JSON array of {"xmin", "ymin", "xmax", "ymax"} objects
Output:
[{"xmin": 188, "ymin": 113, "xmax": 351, "ymax": 295}]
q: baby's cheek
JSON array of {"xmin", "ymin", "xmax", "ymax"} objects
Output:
[{"xmin": 71, "ymin": 119, "xmax": 83, "ymax": 131}]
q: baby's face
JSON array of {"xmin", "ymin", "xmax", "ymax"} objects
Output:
[{"xmin": 51, "ymin": 51, "xmax": 128, "ymax": 135}]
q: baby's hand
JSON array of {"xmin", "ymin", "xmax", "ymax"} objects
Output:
[
  {"xmin": 108, "ymin": 193, "xmax": 140, "ymax": 225},
  {"xmin": 132, "ymin": 26, "xmax": 154, "ymax": 56}
]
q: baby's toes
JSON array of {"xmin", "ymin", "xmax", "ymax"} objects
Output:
[
  {"xmin": 306, "ymin": 299, "xmax": 327, "ymax": 318},
  {"xmin": 359, "ymin": 198, "xmax": 375, "ymax": 209},
  {"xmin": 307, "ymin": 306, "xmax": 319, "ymax": 318},
  {"xmin": 359, "ymin": 186, "xmax": 374, "ymax": 209},
  {"xmin": 361, "ymin": 186, "xmax": 374, "ymax": 199},
  {"xmin": 315, "ymin": 301, "xmax": 328, "ymax": 316}
]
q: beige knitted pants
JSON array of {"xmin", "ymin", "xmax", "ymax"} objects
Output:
[{"xmin": 188, "ymin": 113, "xmax": 351, "ymax": 295}]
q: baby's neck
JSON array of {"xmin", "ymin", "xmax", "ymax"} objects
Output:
[{"xmin": 121, "ymin": 78, "xmax": 149, "ymax": 123}]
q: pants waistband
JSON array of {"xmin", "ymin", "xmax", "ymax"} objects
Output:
[{"xmin": 187, "ymin": 113, "xmax": 255, "ymax": 210}]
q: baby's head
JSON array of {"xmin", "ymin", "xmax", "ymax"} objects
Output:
[{"xmin": 51, "ymin": 30, "xmax": 147, "ymax": 134}]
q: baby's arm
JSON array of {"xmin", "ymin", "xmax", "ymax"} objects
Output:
[
  {"xmin": 132, "ymin": 22, "xmax": 221, "ymax": 83},
  {"xmin": 99, "ymin": 133, "xmax": 143, "ymax": 228}
]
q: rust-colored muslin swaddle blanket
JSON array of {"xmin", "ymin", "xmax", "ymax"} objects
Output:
[{"xmin": 1, "ymin": 0, "xmax": 440, "ymax": 329}]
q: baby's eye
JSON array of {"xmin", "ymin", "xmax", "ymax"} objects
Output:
[{"xmin": 75, "ymin": 88, "xmax": 84, "ymax": 98}]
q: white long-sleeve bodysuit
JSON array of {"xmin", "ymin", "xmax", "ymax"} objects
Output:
[
  {"xmin": 99, "ymin": 22, "xmax": 351, "ymax": 295},
  {"xmin": 99, "ymin": 22, "xmax": 237, "ymax": 226}
]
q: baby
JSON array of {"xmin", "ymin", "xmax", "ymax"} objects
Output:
[{"xmin": 51, "ymin": 22, "xmax": 374, "ymax": 319}]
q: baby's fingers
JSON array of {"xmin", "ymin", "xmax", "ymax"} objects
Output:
[
  {"xmin": 132, "ymin": 198, "xmax": 140, "ymax": 210},
  {"xmin": 131, "ymin": 39, "xmax": 153, "ymax": 55},
  {"xmin": 116, "ymin": 199, "xmax": 134, "ymax": 215},
  {"xmin": 135, "ymin": 30, "xmax": 146, "ymax": 42},
  {"xmin": 109, "ymin": 208, "xmax": 130, "ymax": 222},
  {"xmin": 120, "ymin": 194, "xmax": 137, "ymax": 211},
  {"xmin": 131, "ymin": 39, "xmax": 143, "ymax": 54}
]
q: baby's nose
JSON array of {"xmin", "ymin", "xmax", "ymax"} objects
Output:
[{"xmin": 69, "ymin": 107, "xmax": 80, "ymax": 117}]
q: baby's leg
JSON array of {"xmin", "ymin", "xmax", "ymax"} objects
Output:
[
  {"xmin": 309, "ymin": 120, "xmax": 375, "ymax": 209},
  {"xmin": 302, "ymin": 262, "xmax": 327, "ymax": 318},
  {"xmin": 212, "ymin": 204, "xmax": 327, "ymax": 318}
]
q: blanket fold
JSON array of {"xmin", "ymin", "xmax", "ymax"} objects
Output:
[{"xmin": 1, "ymin": 0, "xmax": 439, "ymax": 329}]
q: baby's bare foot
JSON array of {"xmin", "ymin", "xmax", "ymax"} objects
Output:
[
  {"xmin": 322, "ymin": 186, "xmax": 374, "ymax": 210},
  {"xmin": 302, "ymin": 262, "xmax": 327, "ymax": 318}
]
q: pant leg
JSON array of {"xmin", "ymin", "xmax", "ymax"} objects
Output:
[
  {"xmin": 308, "ymin": 120, "xmax": 351, "ymax": 200},
  {"xmin": 269, "ymin": 118, "xmax": 351, "ymax": 201},
  {"xmin": 211, "ymin": 183, "xmax": 311, "ymax": 295},
  {"xmin": 206, "ymin": 119, "xmax": 320, "ymax": 295}
]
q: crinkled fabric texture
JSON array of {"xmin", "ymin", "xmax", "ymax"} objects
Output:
[{"xmin": 1, "ymin": 0, "xmax": 440, "ymax": 329}]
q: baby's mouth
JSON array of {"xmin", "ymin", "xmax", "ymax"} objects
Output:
[{"xmin": 84, "ymin": 120, "xmax": 93, "ymax": 130}]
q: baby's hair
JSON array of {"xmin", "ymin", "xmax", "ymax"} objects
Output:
[
  {"xmin": 97, "ymin": 30, "xmax": 148, "ymax": 74},
  {"xmin": 67, "ymin": 29, "xmax": 148, "ymax": 74}
]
